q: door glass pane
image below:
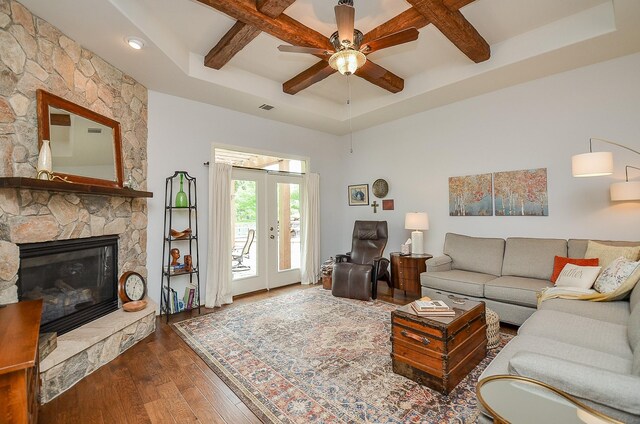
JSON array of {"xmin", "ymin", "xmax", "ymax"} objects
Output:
[
  {"xmin": 277, "ymin": 183, "xmax": 300, "ymax": 272},
  {"xmin": 232, "ymin": 180, "xmax": 257, "ymax": 279}
]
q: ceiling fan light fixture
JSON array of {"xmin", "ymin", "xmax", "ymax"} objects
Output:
[{"xmin": 329, "ymin": 49, "xmax": 366, "ymax": 75}]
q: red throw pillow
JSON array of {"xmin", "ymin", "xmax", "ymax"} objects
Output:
[{"xmin": 551, "ymin": 256, "xmax": 599, "ymax": 283}]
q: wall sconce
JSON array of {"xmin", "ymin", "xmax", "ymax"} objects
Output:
[
  {"xmin": 610, "ymin": 166, "xmax": 640, "ymax": 201},
  {"xmin": 571, "ymin": 138, "xmax": 640, "ymax": 201}
]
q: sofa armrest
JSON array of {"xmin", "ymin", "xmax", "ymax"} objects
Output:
[
  {"xmin": 508, "ymin": 351, "xmax": 640, "ymax": 415},
  {"xmin": 425, "ymin": 255, "xmax": 452, "ymax": 272}
]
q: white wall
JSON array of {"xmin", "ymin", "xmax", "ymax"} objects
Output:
[
  {"xmin": 147, "ymin": 53, "xmax": 640, "ymax": 308},
  {"xmin": 147, "ymin": 91, "xmax": 344, "ymax": 307},
  {"xmin": 337, "ymin": 53, "xmax": 640, "ymax": 256}
]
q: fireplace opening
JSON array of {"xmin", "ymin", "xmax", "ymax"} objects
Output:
[{"xmin": 18, "ymin": 235, "xmax": 119, "ymax": 335}]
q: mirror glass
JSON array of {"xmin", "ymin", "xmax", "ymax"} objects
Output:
[
  {"xmin": 37, "ymin": 90, "xmax": 123, "ymax": 187},
  {"xmin": 48, "ymin": 106, "xmax": 116, "ymax": 181}
]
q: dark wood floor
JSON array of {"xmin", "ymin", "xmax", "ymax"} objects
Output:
[{"xmin": 38, "ymin": 282, "xmax": 515, "ymax": 423}]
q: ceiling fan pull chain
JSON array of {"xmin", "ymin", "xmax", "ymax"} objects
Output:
[{"xmin": 348, "ymin": 75, "xmax": 353, "ymax": 154}]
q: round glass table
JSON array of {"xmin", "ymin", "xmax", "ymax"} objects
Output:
[{"xmin": 476, "ymin": 375, "xmax": 623, "ymax": 424}]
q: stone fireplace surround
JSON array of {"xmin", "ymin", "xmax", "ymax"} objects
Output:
[{"xmin": 0, "ymin": 0, "xmax": 154, "ymax": 402}]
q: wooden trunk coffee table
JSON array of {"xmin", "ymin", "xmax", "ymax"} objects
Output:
[{"xmin": 391, "ymin": 298, "xmax": 487, "ymax": 394}]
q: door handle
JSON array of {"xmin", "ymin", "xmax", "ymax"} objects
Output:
[{"xmin": 270, "ymin": 235, "xmax": 275, "ymax": 239}]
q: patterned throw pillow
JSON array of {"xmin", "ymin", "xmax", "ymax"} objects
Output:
[
  {"xmin": 593, "ymin": 257, "xmax": 640, "ymax": 294},
  {"xmin": 555, "ymin": 264, "xmax": 602, "ymax": 290},
  {"xmin": 584, "ymin": 241, "xmax": 640, "ymax": 270}
]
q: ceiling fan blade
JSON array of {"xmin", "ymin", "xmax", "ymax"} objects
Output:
[
  {"xmin": 354, "ymin": 60, "xmax": 404, "ymax": 93},
  {"xmin": 360, "ymin": 28, "xmax": 419, "ymax": 54},
  {"xmin": 278, "ymin": 45, "xmax": 332, "ymax": 56},
  {"xmin": 335, "ymin": 4, "xmax": 355, "ymax": 46}
]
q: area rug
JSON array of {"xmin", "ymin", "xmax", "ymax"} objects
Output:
[{"xmin": 173, "ymin": 288, "xmax": 512, "ymax": 424}]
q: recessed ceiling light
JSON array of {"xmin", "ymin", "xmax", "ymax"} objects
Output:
[{"xmin": 126, "ymin": 37, "xmax": 145, "ymax": 50}]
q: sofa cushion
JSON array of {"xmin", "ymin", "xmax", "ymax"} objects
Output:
[
  {"xmin": 518, "ymin": 310, "xmax": 633, "ymax": 359},
  {"xmin": 634, "ymin": 343, "xmax": 640, "ymax": 376},
  {"xmin": 508, "ymin": 352, "xmax": 640, "ymax": 417},
  {"xmin": 630, "ymin": 305, "xmax": 640, "ymax": 351},
  {"xmin": 484, "ymin": 276, "xmax": 551, "ymax": 307},
  {"xmin": 632, "ymin": 280, "xmax": 640, "ymax": 312},
  {"xmin": 479, "ymin": 334, "xmax": 632, "ymax": 381},
  {"xmin": 537, "ymin": 298, "xmax": 630, "ymax": 325},
  {"xmin": 568, "ymin": 239, "xmax": 640, "ymax": 259},
  {"xmin": 420, "ymin": 270, "xmax": 496, "ymax": 298},
  {"xmin": 443, "ymin": 233, "xmax": 505, "ymax": 276},
  {"xmin": 501, "ymin": 238, "xmax": 567, "ymax": 280}
]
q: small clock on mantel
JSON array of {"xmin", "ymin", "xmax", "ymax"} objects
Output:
[{"xmin": 118, "ymin": 271, "xmax": 148, "ymax": 312}]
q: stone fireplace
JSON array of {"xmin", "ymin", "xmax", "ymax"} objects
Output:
[
  {"xmin": 0, "ymin": 0, "xmax": 154, "ymax": 403},
  {"xmin": 18, "ymin": 235, "xmax": 119, "ymax": 335}
]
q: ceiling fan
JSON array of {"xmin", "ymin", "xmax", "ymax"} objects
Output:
[{"xmin": 277, "ymin": 0, "xmax": 419, "ymax": 77}]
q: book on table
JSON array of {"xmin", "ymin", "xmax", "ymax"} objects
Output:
[
  {"xmin": 413, "ymin": 299, "xmax": 451, "ymax": 311},
  {"xmin": 411, "ymin": 302, "xmax": 455, "ymax": 317}
]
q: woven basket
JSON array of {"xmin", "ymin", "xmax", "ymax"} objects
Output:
[{"xmin": 486, "ymin": 308, "xmax": 501, "ymax": 349}]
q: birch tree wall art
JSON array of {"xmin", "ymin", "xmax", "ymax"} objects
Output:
[
  {"xmin": 494, "ymin": 168, "xmax": 548, "ymax": 216},
  {"xmin": 449, "ymin": 173, "xmax": 493, "ymax": 216}
]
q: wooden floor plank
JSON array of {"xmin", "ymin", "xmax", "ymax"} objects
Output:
[
  {"xmin": 143, "ymin": 399, "xmax": 177, "ymax": 424},
  {"xmin": 156, "ymin": 381, "xmax": 198, "ymax": 423},
  {"xmin": 181, "ymin": 386, "xmax": 228, "ymax": 424}
]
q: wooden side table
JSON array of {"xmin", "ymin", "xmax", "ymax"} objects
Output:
[
  {"xmin": 0, "ymin": 299, "xmax": 43, "ymax": 424},
  {"xmin": 390, "ymin": 253, "xmax": 432, "ymax": 296}
]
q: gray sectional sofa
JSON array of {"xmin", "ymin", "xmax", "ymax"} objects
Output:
[{"xmin": 420, "ymin": 233, "xmax": 640, "ymax": 422}]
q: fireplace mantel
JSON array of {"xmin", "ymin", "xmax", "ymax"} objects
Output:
[{"xmin": 0, "ymin": 177, "xmax": 153, "ymax": 198}]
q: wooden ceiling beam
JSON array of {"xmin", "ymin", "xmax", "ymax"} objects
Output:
[
  {"xmin": 404, "ymin": 0, "xmax": 489, "ymax": 63},
  {"xmin": 283, "ymin": 61, "xmax": 336, "ymax": 95},
  {"xmin": 196, "ymin": 0, "xmax": 333, "ymax": 50},
  {"xmin": 256, "ymin": 0, "xmax": 295, "ymax": 18},
  {"xmin": 205, "ymin": 22, "xmax": 261, "ymax": 69},
  {"xmin": 362, "ymin": 0, "xmax": 474, "ymax": 43},
  {"xmin": 205, "ymin": 0, "xmax": 297, "ymax": 69}
]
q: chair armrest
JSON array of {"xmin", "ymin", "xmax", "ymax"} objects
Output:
[
  {"xmin": 336, "ymin": 253, "xmax": 351, "ymax": 263},
  {"xmin": 373, "ymin": 257, "xmax": 390, "ymax": 276},
  {"xmin": 508, "ymin": 351, "xmax": 640, "ymax": 415},
  {"xmin": 425, "ymin": 255, "xmax": 452, "ymax": 272}
]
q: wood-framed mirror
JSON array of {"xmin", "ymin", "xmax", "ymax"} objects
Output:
[{"xmin": 36, "ymin": 89, "xmax": 124, "ymax": 188}]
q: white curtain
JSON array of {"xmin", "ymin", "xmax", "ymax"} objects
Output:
[
  {"xmin": 205, "ymin": 162, "xmax": 233, "ymax": 307},
  {"xmin": 301, "ymin": 173, "xmax": 321, "ymax": 284}
]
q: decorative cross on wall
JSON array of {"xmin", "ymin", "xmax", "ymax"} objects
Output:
[{"xmin": 371, "ymin": 201, "xmax": 379, "ymax": 213}]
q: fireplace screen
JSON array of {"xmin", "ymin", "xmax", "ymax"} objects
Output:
[{"xmin": 18, "ymin": 235, "xmax": 119, "ymax": 335}]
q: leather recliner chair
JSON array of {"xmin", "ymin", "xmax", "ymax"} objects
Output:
[{"xmin": 332, "ymin": 221, "xmax": 390, "ymax": 301}]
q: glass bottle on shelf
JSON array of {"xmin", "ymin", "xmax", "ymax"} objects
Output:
[{"xmin": 175, "ymin": 172, "xmax": 188, "ymax": 207}]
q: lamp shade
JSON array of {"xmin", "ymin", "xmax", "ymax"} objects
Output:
[
  {"xmin": 610, "ymin": 181, "xmax": 640, "ymax": 201},
  {"xmin": 571, "ymin": 152, "xmax": 614, "ymax": 177},
  {"xmin": 329, "ymin": 49, "xmax": 366, "ymax": 75},
  {"xmin": 405, "ymin": 212, "xmax": 429, "ymax": 230}
]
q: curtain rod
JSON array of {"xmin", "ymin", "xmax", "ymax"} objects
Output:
[{"xmin": 203, "ymin": 162, "xmax": 306, "ymax": 176}]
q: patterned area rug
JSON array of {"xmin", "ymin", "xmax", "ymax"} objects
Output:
[{"xmin": 173, "ymin": 288, "xmax": 511, "ymax": 424}]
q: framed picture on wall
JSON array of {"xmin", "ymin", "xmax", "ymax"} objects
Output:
[{"xmin": 348, "ymin": 184, "xmax": 369, "ymax": 206}]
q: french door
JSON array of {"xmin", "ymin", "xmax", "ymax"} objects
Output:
[{"xmin": 231, "ymin": 169, "xmax": 302, "ymax": 296}]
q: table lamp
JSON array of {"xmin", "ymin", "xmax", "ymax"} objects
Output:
[{"xmin": 405, "ymin": 212, "xmax": 429, "ymax": 255}]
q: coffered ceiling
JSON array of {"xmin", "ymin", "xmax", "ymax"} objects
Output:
[{"xmin": 19, "ymin": 0, "xmax": 640, "ymax": 135}]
